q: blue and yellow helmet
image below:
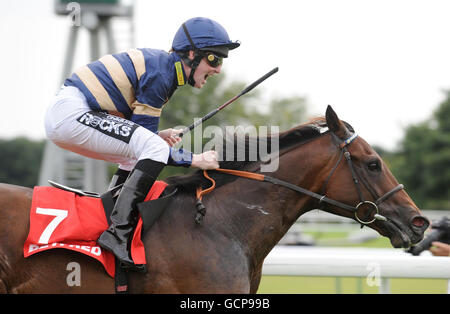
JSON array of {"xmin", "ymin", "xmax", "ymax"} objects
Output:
[{"xmin": 172, "ymin": 17, "xmax": 240, "ymax": 58}]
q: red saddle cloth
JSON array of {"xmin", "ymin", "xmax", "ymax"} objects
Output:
[{"xmin": 23, "ymin": 181, "xmax": 167, "ymax": 278}]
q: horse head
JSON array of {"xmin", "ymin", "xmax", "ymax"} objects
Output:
[{"xmin": 321, "ymin": 105, "xmax": 429, "ymax": 248}]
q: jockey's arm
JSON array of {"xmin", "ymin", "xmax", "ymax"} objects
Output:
[
  {"xmin": 158, "ymin": 128, "xmax": 219, "ymax": 170},
  {"xmin": 167, "ymin": 147, "xmax": 219, "ymax": 170}
]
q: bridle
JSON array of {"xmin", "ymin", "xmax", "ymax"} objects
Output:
[
  {"xmin": 194, "ymin": 130, "xmax": 404, "ymax": 225},
  {"xmin": 318, "ymin": 131, "xmax": 404, "ymax": 225}
]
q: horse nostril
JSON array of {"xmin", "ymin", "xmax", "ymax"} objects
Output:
[{"xmin": 411, "ymin": 216, "xmax": 430, "ymax": 229}]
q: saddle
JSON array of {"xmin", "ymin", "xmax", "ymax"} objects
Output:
[{"xmin": 23, "ymin": 181, "xmax": 177, "ymax": 279}]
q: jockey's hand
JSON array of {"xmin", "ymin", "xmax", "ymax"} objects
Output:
[
  {"xmin": 191, "ymin": 151, "xmax": 220, "ymax": 170},
  {"xmin": 430, "ymin": 241, "xmax": 450, "ymax": 257},
  {"xmin": 158, "ymin": 128, "xmax": 182, "ymax": 147}
]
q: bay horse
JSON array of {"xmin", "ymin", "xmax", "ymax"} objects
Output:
[{"xmin": 0, "ymin": 106, "xmax": 429, "ymax": 293}]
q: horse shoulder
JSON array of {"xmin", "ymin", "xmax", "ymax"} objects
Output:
[{"xmin": 138, "ymin": 195, "xmax": 252, "ymax": 293}]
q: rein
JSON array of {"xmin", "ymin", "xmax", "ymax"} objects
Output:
[{"xmin": 194, "ymin": 131, "xmax": 404, "ymax": 226}]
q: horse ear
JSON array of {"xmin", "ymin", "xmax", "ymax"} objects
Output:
[{"xmin": 325, "ymin": 105, "xmax": 347, "ymax": 138}]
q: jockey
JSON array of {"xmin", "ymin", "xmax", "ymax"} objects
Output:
[{"xmin": 44, "ymin": 17, "xmax": 240, "ymax": 271}]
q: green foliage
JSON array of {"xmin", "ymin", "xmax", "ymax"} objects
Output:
[
  {"xmin": 387, "ymin": 92, "xmax": 450, "ymax": 210},
  {"xmin": 0, "ymin": 137, "xmax": 46, "ymax": 187}
]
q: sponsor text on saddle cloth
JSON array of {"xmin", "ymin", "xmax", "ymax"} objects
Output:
[{"xmin": 24, "ymin": 181, "xmax": 168, "ymax": 278}]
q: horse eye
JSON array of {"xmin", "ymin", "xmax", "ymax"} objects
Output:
[{"xmin": 367, "ymin": 160, "xmax": 381, "ymax": 172}]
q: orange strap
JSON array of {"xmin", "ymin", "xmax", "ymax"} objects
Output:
[
  {"xmin": 196, "ymin": 170, "xmax": 216, "ymax": 201},
  {"xmin": 214, "ymin": 168, "xmax": 265, "ymax": 181},
  {"xmin": 195, "ymin": 168, "xmax": 265, "ymax": 201}
]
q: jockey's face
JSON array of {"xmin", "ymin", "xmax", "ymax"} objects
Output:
[
  {"xmin": 193, "ymin": 57, "xmax": 222, "ymax": 88},
  {"xmin": 186, "ymin": 50, "xmax": 222, "ymax": 89}
]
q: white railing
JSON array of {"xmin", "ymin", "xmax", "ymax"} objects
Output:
[{"xmin": 262, "ymin": 246, "xmax": 450, "ymax": 294}]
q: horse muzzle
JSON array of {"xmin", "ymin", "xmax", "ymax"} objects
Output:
[{"xmin": 378, "ymin": 211, "xmax": 430, "ymax": 248}]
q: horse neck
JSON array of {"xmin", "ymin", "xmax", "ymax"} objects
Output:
[{"xmin": 208, "ymin": 135, "xmax": 334, "ymax": 265}]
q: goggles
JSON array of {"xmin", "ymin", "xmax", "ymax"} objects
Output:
[{"xmin": 204, "ymin": 52, "xmax": 223, "ymax": 68}]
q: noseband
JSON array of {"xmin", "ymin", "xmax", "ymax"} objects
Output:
[{"xmin": 195, "ymin": 131, "xmax": 404, "ymax": 225}]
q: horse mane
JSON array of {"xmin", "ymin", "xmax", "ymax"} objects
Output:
[{"xmin": 165, "ymin": 117, "xmax": 330, "ymax": 193}]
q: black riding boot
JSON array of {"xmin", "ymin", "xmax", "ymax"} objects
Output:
[
  {"xmin": 108, "ymin": 168, "xmax": 130, "ymax": 190},
  {"xmin": 98, "ymin": 159, "xmax": 165, "ymax": 270}
]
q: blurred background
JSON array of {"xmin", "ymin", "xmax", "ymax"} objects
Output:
[{"xmin": 0, "ymin": 0, "xmax": 449, "ymax": 293}]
